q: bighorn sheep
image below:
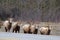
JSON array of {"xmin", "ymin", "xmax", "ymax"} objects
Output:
[
  {"xmin": 23, "ymin": 23, "xmax": 38, "ymax": 34},
  {"xmin": 23, "ymin": 23, "xmax": 30, "ymax": 33},
  {"xmin": 11, "ymin": 22, "xmax": 20, "ymax": 33},
  {"xmin": 39, "ymin": 26, "xmax": 51, "ymax": 35},
  {"xmin": 3, "ymin": 20, "xmax": 12, "ymax": 32}
]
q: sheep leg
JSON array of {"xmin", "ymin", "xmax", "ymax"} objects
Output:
[
  {"xmin": 17, "ymin": 27, "xmax": 20, "ymax": 33},
  {"xmin": 18, "ymin": 30, "xmax": 20, "ymax": 33},
  {"xmin": 12, "ymin": 29, "xmax": 14, "ymax": 33},
  {"xmin": 24, "ymin": 30, "xmax": 27, "ymax": 33},
  {"xmin": 28, "ymin": 29, "xmax": 31, "ymax": 34},
  {"xmin": 28, "ymin": 30, "xmax": 32, "ymax": 34},
  {"xmin": 15, "ymin": 30, "xmax": 17, "ymax": 33},
  {"xmin": 47, "ymin": 30, "xmax": 51, "ymax": 35},
  {"xmin": 18, "ymin": 26, "xmax": 20, "ymax": 33},
  {"xmin": 5, "ymin": 27, "xmax": 7, "ymax": 32},
  {"xmin": 34, "ymin": 29, "xmax": 38, "ymax": 34}
]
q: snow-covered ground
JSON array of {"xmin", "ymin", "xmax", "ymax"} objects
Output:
[{"xmin": 0, "ymin": 32, "xmax": 60, "ymax": 40}]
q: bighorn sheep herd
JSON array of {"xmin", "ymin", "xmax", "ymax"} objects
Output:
[{"xmin": 1, "ymin": 18, "xmax": 51, "ymax": 35}]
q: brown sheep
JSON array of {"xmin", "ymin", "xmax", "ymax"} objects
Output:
[
  {"xmin": 23, "ymin": 23, "xmax": 38, "ymax": 34},
  {"xmin": 3, "ymin": 20, "xmax": 12, "ymax": 32},
  {"xmin": 23, "ymin": 23, "xmax": 31, "ymax": 33},
  {"xmin": 39, "ymin": 26, "xmax": 51, "ymax": 35},
  {"xmin": 11, "ymin": 22, "xmax": 20, "ymax": 33}
]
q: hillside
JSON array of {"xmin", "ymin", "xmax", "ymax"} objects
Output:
[{"xmin": 0, "ymin": 0, "xmax": 60, "ymax": 22}]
